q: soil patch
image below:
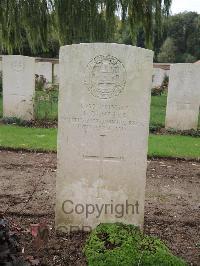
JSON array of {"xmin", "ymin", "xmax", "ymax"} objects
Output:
[{"xmin": 0, "ymin": 150, "xmax": 199, "ymax": 265}]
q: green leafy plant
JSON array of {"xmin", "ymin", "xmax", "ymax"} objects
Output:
[
  {"xmin": 35, "ymin": 74, "xmax": 47, "ymax": 91},
  {"xmin": 151, "ymin": 86, "xmax": 164, "ymax": 96},
  {"xmin": 84, "ymin": 223, "xmax": 186, "ymax": 266},
  {"xmin": 0, "ymin": 216, "xmax": 28, "ymax": 266},
  {"xmin": 151, "ymin": 75, "xmax": 168, "ymax": 96},
  {"xmin": 34, "ymin": 87, "xmax": 58, "ymax": 121}
]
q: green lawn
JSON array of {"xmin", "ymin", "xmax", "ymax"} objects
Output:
[
  {"xmin": 0, "ymin": 125, "xmax": 199, "ymax": 159},
  {"xmin": 0, "ymin": 125, "xmax": 57, "ymax": 152},
  {"xmin": 150, "ymin": 94, "xmax": 167, "ymax": 127},
  {"xmin": 149, "ymin": 134, "xmax": 200, "ymax": 159}
]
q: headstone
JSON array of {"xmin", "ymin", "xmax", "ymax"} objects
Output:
[
  {"xmin": 35, "ymin": 62, "xmax": 52, "ymax": 83},
  {"xmin": 165, "ymin": 64, "xmax": 200, "ymax": 130},
  {"xmin": 152, "ymin": 68, "xmax": 166, "ymax": 87},
  {"xmin": 56, "ymin": 43, "xmax": 153, "ymax": 232},
  {"xmin": 0, "ymin": 60, "xmax": 2, "ymax": 72},
  {"xmin": 3, "ymin": 55, "xmax": 35, "ymax": 120},
  {"xmin": 53, "ymin": 63, "xmax": 59, "ymax": 84}
]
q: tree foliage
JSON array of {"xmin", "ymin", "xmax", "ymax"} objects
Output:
[
  {"xmin": 157, "ymin": 37, "xmax": 176, "ymax": 62},
  {"xmin": 0, "ymin": 0, "xmax": 172, "ymax": 54},
  {"xmin": 156, "ymin": 11, "xmax": 200, "ymax": 62}
]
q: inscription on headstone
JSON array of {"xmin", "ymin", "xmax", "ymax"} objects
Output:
[{"xmin": 56, "ymin": 43, "xmax": 153, "ymax": 232}]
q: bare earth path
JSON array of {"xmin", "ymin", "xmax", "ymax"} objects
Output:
[{"xmin": 0, "ymin": 150, "xmax": 199, "ymax": 265}]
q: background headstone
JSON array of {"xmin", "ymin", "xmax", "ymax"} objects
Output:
[
  {"xmin": 0, "ymin": 60, "xmax": 2, "ymax": 72},
  {"xmin": 53, "ymin": 63, "xmax": 59, "ymax": 84},
  {"xmin": 152, "ymin": 68, "xmax": 166, "ymax": 87},
  {"xmin": 165, "ymin": 63, "xmax": 200, "ymax": 130},
  {"xmin": 56, "ymin": 43, "xmax": 153, "ymax": 232},
  {"xmin": 3, "ymin": 55, "xmax": 35, "ymax": 121},
  {"xmin": 35, "ymin": 62, "xmax": 52, "ymax": 83}
]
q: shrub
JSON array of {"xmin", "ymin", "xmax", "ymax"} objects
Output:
[
  {"xmin": 35, "ymin": 74, "xmax": 47, "ymax": 91},
  {"xmin": 157, "ymin": 38, "xmax": 177, "ymax": 63},
  {"xmin": 84, "ymin": 223, "xmax": 186, "ymax": 266},
  {"xmin": 0, "ymin": 216, "xmax": 28, "ymax": 265},
  {"xmin": 151, "ymin": 86, "xmax": 163, "ymax": 96}
]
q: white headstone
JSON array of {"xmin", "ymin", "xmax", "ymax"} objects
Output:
[
  {"xmin": 56, "ymin": 43, "xmax": 153, "ymax": 232},
  {"xmin": 53, "ymin": 63, "xmax": 59, "ymax": 84},
  {"xmin": 3, "ymin": 55, "xmax": 35, "ymax": 120},
  {"xmin": 152, "ymin": 68, "xmax": 166, "ymax": 87},
  {"xmin": 35, "ymin": 62, "xmax": 52, "ymax": 83},
  {"xmin": 166, "ymin": 64, "xmax": 200, "ymax": 130}
]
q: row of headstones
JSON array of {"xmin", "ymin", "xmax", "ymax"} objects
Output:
[
  {"xmin": 1, "ymin": 44, "xmax": 200, "ymax": 232},
  {"xmin": 1, "ymin": 56, "xmax": 59, "ymax": 120},
  {"xmin": 0, "ymin": 56, "xmax": 169, "ymax": 87},
  {"xmin": 1, "ymin": 54, "xmax": 200, "ymax": 130}
]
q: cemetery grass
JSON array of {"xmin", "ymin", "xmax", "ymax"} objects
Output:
[
  {"xmin": 34, "ymin": 90, "xmax": 58, "ymax": 121},
  {"xmin": 0, "ymin": 125, "xmax": 200, "ymax": 160},
  {"xmin": 0, "ymin": 151, "xmax": 199, "ymax": 265},
  {"xmin": 150, "ymin": 94, "xmax": 167, "ymax": 127}
]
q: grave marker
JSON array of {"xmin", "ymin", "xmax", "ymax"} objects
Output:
[
  {"xmin": 35, "ymin": 62, "xmax": 52, "ymax": 83},
  {"xmin": 165, "ymin": 64, "xmax": 200, "ymax": 130},
  {"xmin": 3, "ymin": 55, "xmax": 35, "ymax": 120},
  {"xmin": 56, "ymin": 43, "xmax": 153, "ymax": 232}
]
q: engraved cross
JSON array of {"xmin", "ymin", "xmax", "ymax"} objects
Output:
[{"xmin": 83, "ymin": 134, "xmax": 124, "ymax": 180}]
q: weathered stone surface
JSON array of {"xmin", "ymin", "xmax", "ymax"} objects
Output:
[
  {"xmin": 3, "ymin": 55, "xmax": 35, "ymax": 120},
  {"xmin": 56, "ymin": 43, "xmax": 153, "ymax": 232},
  {"xmin": 53, "ymin": 63, "xmax": 59, "ymax": 84},
  {"xmin": 152, "ymin": 68, "xmax": 166, "ymax": 87},
  {"xmin": 165, "ymin": 64, "xmax": 200, "ymax": 130},
  {"xmin": 35, "ymin": 62, "xmax": 52, "ymax": 83},
  {"xmin": 0, "ymin": 60, "xmax": 2, "ymax": 72}
]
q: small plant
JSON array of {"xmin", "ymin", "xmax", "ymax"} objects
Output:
[
  {"xmin": 149, "ymin": 125, "xmax": 162, "ymax": 133},
  {"xmin": 151, "ymin": 86, "xmax": 163, "ymax": 96},
  {"xmin": 152, "ymin": 75, "xmax": 169, "ymax": 96},
  {"xmin": 162, "ymin": 75, "xmax": 169, "ymax": 90},
  {"xmin": 84, "ymin": 223, "xmax": 186, "ymax": 266},
  {"xmin": 35, "ymin": 74, "xmax": 47, "ymax": 91},
  {"xmin": 34, "ymin": 87, "xmax": 58, "ymax": 121}
]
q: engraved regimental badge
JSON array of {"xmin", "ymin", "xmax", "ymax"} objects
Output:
[{"xmin": 85, "ymin": 55, "xmax": 126, "ymax": 99}]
